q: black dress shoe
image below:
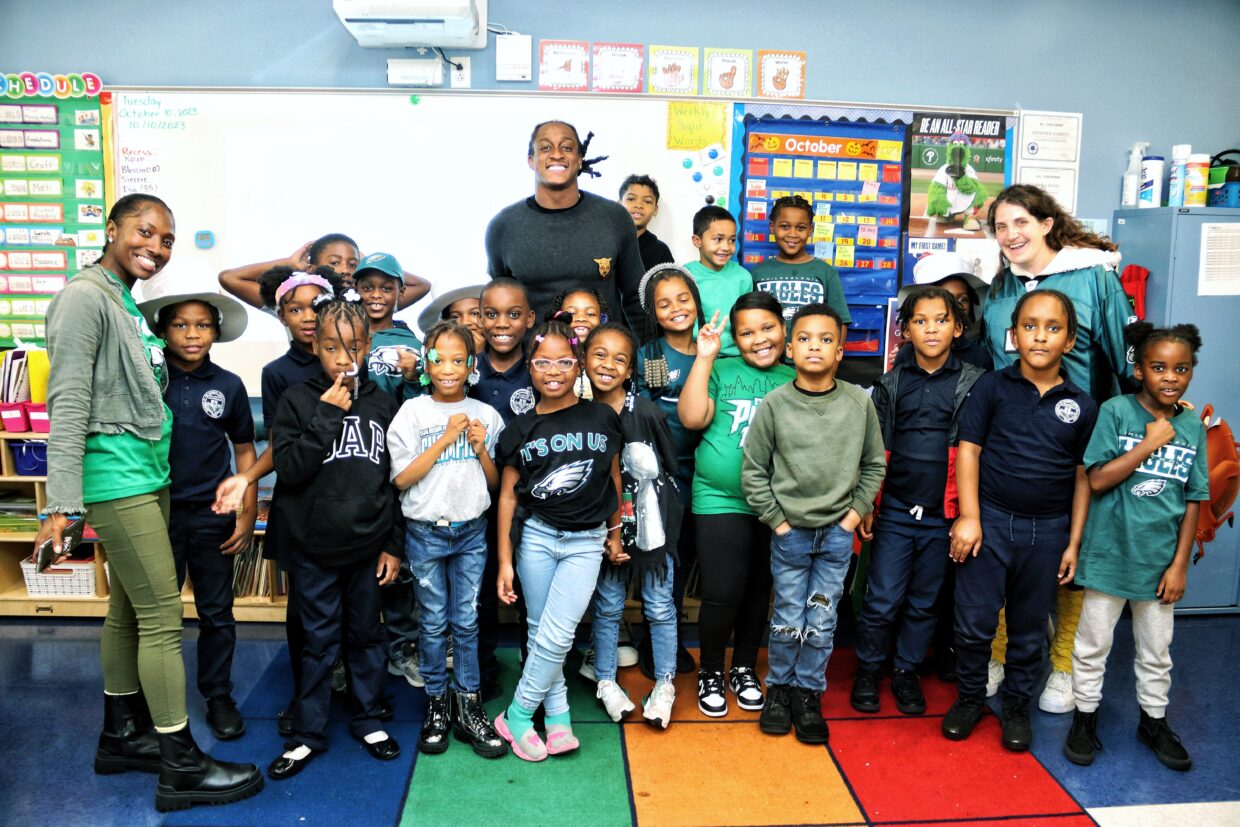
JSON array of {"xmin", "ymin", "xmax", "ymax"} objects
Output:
[
  {"xmin": 850, "ymin": 669, "xmax": 881, "ymax": 713},
  {"xmin": 206, "ymin": 696, "xmax": 245, "ymax": 740},
  {"xmin": 942, "ymin": 695, "xmax": 986, "ymax": 741},
  {"xmin": 277, "ymin": 706, "xmax": 294, "ymax": 737},
  {"xmin": 1001, "ymin": 698, "xmax": 1032, "ymax": 752},
  {"xmin": 361, "ymin": 733, "xmax": 401, "ymax": 761},
  {"xmin": 267, "ymin": 747, "xmax": 317, "ymax": 781}
]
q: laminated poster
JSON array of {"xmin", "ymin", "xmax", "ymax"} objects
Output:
[
  {"xmin": 757, "ymin": 51, "xmax": 805, "ymax": 99},
  {"xmin": 538, "ymin": 40, "xmax": 589, "ymax": 92},
  {"xmin": 0, "ymin": 71, "xmax": 105, "ymax": 347},
  {"xmin": 592, "ymin": 43, "xmax": 644, "ymax": 93},
  {"xmin": 702, "ymin": 48, "xmax": 752, "ymax": 97},
  {"xmin": 648, "ymin": 46, "xmax": 699, "ymax": 96}
]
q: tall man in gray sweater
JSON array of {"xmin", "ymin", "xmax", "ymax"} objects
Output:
[{"xmin": 485, "ymin": 121, "xmax": 645, "ymax": 329}]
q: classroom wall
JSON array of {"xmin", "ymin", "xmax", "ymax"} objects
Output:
[{"xmin": 4, "ymin": 0, "xmax": 1239, "ymax": 223}]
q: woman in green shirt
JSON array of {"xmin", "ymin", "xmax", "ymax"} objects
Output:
[{"xmin": 36, "ymin": 195, "xmax": 262, "ymax": 812}]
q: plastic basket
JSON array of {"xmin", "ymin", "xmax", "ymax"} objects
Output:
[
  {"xmin": 12, "ymin": 440, "xmax": 47, "ymax": 476},
  {"xmin": 20, "ymin": 558, "xmax": 97, "ymax": 597},
  {"xmin": 0, "ymin": 402, "xmax": 30, "ymax": 432},
  {"xmin": 23, "ymin": 402, "xmax": 48, "ymax": 433},
  {"xmin": 1207, "ymin": 182, "xmax": 1240, "ymax": 208}
]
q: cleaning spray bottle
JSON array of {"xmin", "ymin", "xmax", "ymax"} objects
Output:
[
  {"xmin": 1122, "ymin": 142, "xmax": 1149, "ymax": 207},
  {"xmin": 1167, "ymin": 144, "xmax": 1192, "ymax": 207}
]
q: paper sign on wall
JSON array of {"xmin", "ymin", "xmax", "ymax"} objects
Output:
[
  {"xmin": 702, "ymin": 48, "xmax": 752, "ymax": 97},
  {"xmin": 648, "ymin": 46, "xmax": 699, "ymax": 96},
  {"xmin": 757, "ymin": 50, "xmax": 805, "ymax": 99},
  {"xmin": 592, "ymin": 43, "xmax": 644, "ymax": 93},
  {"xmin": 666, "ymin": 101, "xmax": 728, "ymax": 151},
  {"xmin": 538, "ymin": 40, "xmax": 589, "ymax": 91}
]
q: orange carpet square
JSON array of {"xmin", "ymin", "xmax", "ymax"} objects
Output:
[
  {"xmin": 829, "ymin": 716, "xmax": 1086, "ymax": 823},
  {"xmin": 624, "ymin": 722, "xmax": 864, "ymax": 826}
]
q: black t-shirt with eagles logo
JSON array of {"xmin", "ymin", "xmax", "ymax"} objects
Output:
[{"xmin": 497, "ymin": 399, "xmax": 624, "ymax": 532}]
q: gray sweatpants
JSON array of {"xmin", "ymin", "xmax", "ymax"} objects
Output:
[{"xmin": 1071, "ymin": 588, "xmax": 1175, "ymax": 718}]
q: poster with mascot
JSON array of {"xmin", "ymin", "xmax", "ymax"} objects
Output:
[{"xmin": 907, "ymin": 112, "xmax": 1013, "ymax": 240}]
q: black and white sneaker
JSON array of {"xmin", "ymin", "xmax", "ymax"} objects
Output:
[
  {"xmin": 697, "ymin": 670, "xmax": 728, "ymax": 717},
  {"xmin": 729, "ymin": 666, "xmax": 765, "ymax": 711}
]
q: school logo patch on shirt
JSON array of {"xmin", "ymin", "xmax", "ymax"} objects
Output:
[
  {"xmin": 594, "ymin": 257, "xmax": 612, "ymax": 279},
  {"xmin": 201, "ymin": 389, "xmax": 225, "ymax": 419},
  {"xmin": 1054, "ymin": 399, "xmax": 1081, "ymax": 424},
  {"xmin": 510, "ymin": 387, "xmax": 535, "ymax": 416},
  {"xmin": 1131, "ymin": 479, "xmax": 1167, "ymax": 497},
  {"xmin": 531, "ymin": 459, "xmax": 594, "ymax": 499}
]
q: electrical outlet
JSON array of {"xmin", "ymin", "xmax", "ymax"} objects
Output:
[{"xmin": 450, "ymin": 56, "xmax": 471, "ymax": 89}]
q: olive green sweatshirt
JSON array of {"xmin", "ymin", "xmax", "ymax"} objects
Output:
[{"xmin": 741, "ymin": 379, "xmax": 886, "ymax": 530}]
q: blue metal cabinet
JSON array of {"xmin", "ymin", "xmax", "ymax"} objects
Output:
[{"xmin": 1113, "ymin": 208, "xmax": 1240, "ymax": 612}]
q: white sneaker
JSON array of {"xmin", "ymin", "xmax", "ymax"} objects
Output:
[
  {"xmin": 642, "ymin": 679, "xmax": 676, "ymax": 729},
  {"xmin": 986, "ymin": 659, "xmax": 1004, "ymax": 698},
  {"xmin": 445, "ymin": 638, "xmax": 454, "ymax": 671},
  {"xmin": 387, "ymin": 651, "xmax": 425, "ymax": 688},
  {"xmin": 578, "ymin": 649, "xmax": 597, "ymax": 683},
  {"xmin": 1038, "ymin": 669, "xmax": 1075, "ymax": 714},
  {"xmin": 617, "ymin": 645, "xmax": 639, "ymax": 669},
  {"xmin": 596, "ymin": 680, "xmax": 635, "ymax": 722}
]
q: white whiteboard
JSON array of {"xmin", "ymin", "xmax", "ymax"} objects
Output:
[{"xmin": 109, "ymin": 89, "xmax": 733, "ymax": 390}]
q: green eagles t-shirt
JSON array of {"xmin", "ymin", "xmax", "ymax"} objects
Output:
[
  {"xmin": 748, "ymin": 258, "xmax": 853, "ymax": 328},
  {"xmin": 692, "ymin": 358, "xmax": 795, "ymax": 515},
  {"xmin": 1076, "ymin": 395, "xmax": 1209, "ymax": 600},
  {"xmin": 81, "ymin": 270, "xmax": 172, "ymax": 504},
  {"xmin": 682, "ymin": 260, "xmax": 756, "ymax": 358}
]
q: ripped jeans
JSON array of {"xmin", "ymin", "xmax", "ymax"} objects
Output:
[
  {"xmin": 766, "ymin": 523, "xmax": 854, "ymax": 692},
  {"xmin": 406, "ymin": 517, "xmax": 487, "ymax": 696}
]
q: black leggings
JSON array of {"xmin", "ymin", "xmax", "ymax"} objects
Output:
[{"xmin": 695, "ymin": 513, "xmax": 772, "ymax": 673}]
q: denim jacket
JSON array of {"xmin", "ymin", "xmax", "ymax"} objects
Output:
[{"xmin": 45, "ymin": 265, "xmax": 168, "ymax": 513}]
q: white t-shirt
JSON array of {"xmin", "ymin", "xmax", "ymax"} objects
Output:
[{"xmin": 387, "ymin": 395, "xmax": 504, "ymax": 523}]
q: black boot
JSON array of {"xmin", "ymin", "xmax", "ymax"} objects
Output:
[
  {"xmin": 850, "ymin": 669, "xmax": 881, "ymax": 713},
  {"xmin": 95, "ymin": 691, "xmax": 161, "ymax": 775},
  {"xmin": 759, "ymin": 684, "xmax": 792, "ymax": 735},
  {"xmin": 790, "ymin": 688, "xmax": 830, "ymax": 745},
  {"xmin": 1063, "ymin": 708, "xmax": 1103, "ymax": 766},
  {"xmin": 1001, "ymin": 697, "xmax": 1033, "ymax": 752},
  {"xmin": 453, "ymin": 690, "xmax": 509, "ymax": 759},
  {"xmin": 891, "ymin": 669, "xmax": 926, "ymax": 715},
  {"xmin": 419, "ymin": 694, "xmax": 451, "ymax": 755},
  {"xmin": 1137, "ymin": 710, "xmax": 1192, "ymax": 771},
  {"xmin": 154, "ymin": 723, "xmax": 264, "ymax": 812},
  {"xmin": 942, "ymin": 694, "xmax": 985, "ymax": 740}
]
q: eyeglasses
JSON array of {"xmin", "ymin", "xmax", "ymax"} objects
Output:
[{"xmin": 530, "ymin": 357, "xmax": 577, "ymax": 373}]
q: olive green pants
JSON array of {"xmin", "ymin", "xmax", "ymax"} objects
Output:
[{"xmin": 89, "ymin": 489, "xmax": 187, "ymax": 729}]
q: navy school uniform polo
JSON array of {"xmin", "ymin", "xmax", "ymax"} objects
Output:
[
  {"xmin": 956, "ymin": 363, "xmax": 1097, "ymax": 518},
  {"xmin": 165, "ymin": 358, "xmax": 256, "ymax": 504},
  {"xmin": 470, "ymin": 350, "xmax": 535, "ymax": 425},
  {"xmin": 260, "ymin": 345, "xmax": 319, "ymax": 432},
  {"xmin": 886, "ymin": 355, "xmax": 962, "ymax": 518}
]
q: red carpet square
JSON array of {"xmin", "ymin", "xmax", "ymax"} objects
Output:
[
  {"xmin": 892, "ymin": 818, "xmax": 1096, "ymax": 827},
  {"xmin": 829, "ymin": 715, "xmax": 1085, "ymax": 823}
]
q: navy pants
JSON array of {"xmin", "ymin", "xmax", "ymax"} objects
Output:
[
  {"xmin": 855, "ymin": 499, "xmax": 950, "ymax": 673},
  {"xmin": 291, "ymin": 552, "xmax": 387, "ymax": 751},
  {"xmin": 170, "ymin": 501, "xmax": 237, "ymax": 701},
  {"xmin": 954, "ymin": 504, "xmax": 1068, "ymax": 702}
]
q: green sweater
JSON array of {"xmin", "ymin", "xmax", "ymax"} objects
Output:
[{"xmin": 741, "ymin": 380, "xmax": 886, "ymax": 530}]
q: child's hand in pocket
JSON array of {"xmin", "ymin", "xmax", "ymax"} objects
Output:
[{"xmin": 376, "ymin": 552, "xmax": 400, "ymax": 586}]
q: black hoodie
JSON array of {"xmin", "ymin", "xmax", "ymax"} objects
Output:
[{"xmin": 271, "ymin": 372, "xmax": 404, "ymax": 567}]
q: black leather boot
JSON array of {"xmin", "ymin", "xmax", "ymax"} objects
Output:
[
  {"xmin": 154, "ymin": 723, "xmax": 264, "ymax": 812},
  {"xmin": 95, "ymin": 691, "xmax": 161, "ymax": 775},
  {"xmin": 454, "ymin": 690, "xmax": 509, "ymax": 758},
  {"xmin": 419, "ymin": 694, "xmax": 451, "ymax": 755}
]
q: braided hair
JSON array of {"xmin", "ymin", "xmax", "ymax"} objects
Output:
[
  {"xmin": 639, "ymin": 266, "xmax": 705, "ymax": 391},
  {"xmin": 584, "ymin": 321, "xmax": 640, "ymax": 391},
  {"xmin": 770, "ymin": 194, "xmax": 813, "ymax": 225},
  {"xmin": 313, "ymin": 289, "xmax": 370, "ymax": 397},
  {"xmin": 258, "ymin": 265, "xmax": 343, "ymax": 310},
  {"xmin": 526, "ymin": 120, "xmax": 609, "ymax": 179}
]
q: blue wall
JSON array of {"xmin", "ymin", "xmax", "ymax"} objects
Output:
[{"xmin": 3, "ymin": 0, "xmax": 1239, "ymax": 221}]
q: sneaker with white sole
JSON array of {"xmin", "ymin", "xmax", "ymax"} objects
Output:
[
  {"xmin": 642, "ymin": 679, "xmax": 676, "ymax": 729},
  {"xmin": 595, "ymin": 680, "xmax": 635, "ymax": 722},
  {"xmin": 986, "ymin": 659, "xmax": 1005, "ymax": 698},
  {"xmin": 578, "ymin": 649, "xmax": 597, "ymax": 683},
  {"xmin": 445, "ymin": 638, "xmax": 454, "ymax": 671},
  {"xmin": 387, "ymin": 651, "xmax": 425, "ymax": 688},
  {"xmin": 617, "ymin": 645, "xmax": 639, "ymax": 669},
  {"xmin": 729, "ymin": 666, "xmax": 765, "ymax": 711},
  {"xmin": 1038, "ymin": 669, "xmax": 1075, "ymax": 714},
  {"xmin": 697, "ymin": 670, "xmax": 728, "ymax": 717}
]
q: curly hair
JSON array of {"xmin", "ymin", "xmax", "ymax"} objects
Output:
[
  {"xmin": 988, "ymin": 184, "xmax": 1117, "ymax": 255},
  {"xmin": 1125, "ymin": 321, "xmax": 1202, "ymax": 367}
]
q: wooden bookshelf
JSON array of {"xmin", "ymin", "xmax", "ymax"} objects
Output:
[{"xmin": 0, "ymin": 431, "xmax": 286, "ymax": 622}]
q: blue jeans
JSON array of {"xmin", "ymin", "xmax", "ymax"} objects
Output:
[
  {"xmin": 855, "ymin": 500, "xmax": 951, "ymax": 673},
  {"xmin": 406, "ymin": 517, "xmax": 487, "ymax": 696},
  {"xmin": 591, "ymin": 559, "xmax": 678, "ymax": 683},
  {"xmin": 514, "ymin": 517, "xmax": 606, "ymax": 716},
  {"xmin": 767, "ymin": 523, "xmax": 854, "ymax": 692}
]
